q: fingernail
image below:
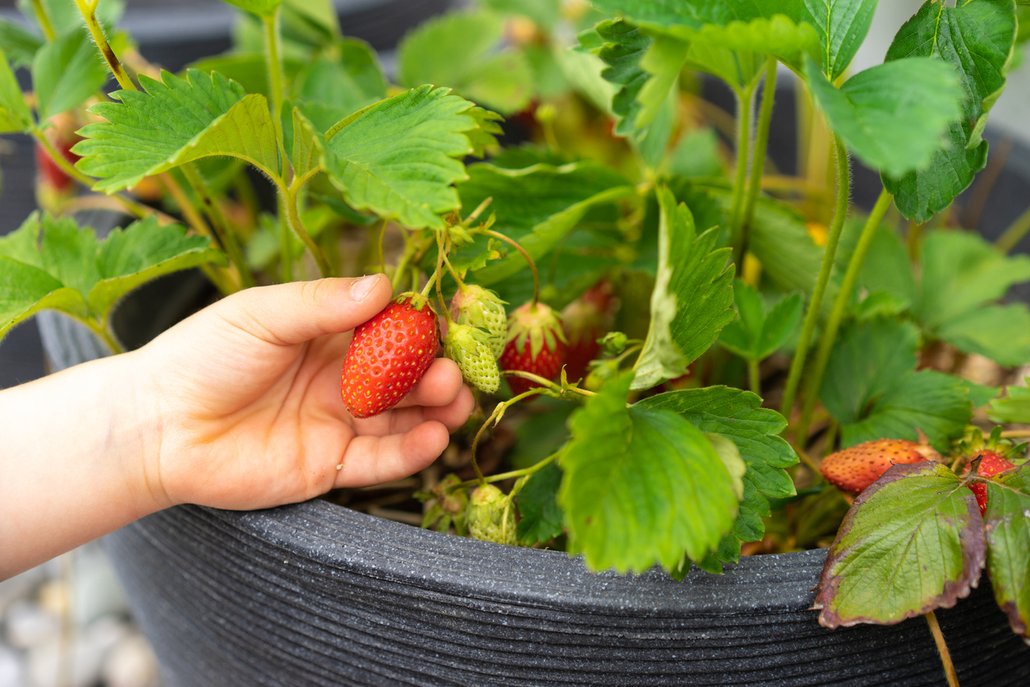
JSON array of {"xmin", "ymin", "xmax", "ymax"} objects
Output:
[{"xmin": 350, "ymin": 274, "xmax": 380, "ymax": 302}]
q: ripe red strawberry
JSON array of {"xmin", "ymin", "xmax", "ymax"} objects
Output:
[
  {"xmin": 963, "ymin": 451, "xmax": 1016, "ymax": 516},
  {"xmin": 499, "ymin": 302, "xmax": 566, "ymax": 395},
  {"xmin": 820, "ymin": 439, "xmax": 941, "ymax": 495},
  {"xmin": 562, "ymin": 280, "xmax": 616, "ymax": 383},
  {"xmin": 35, "ymin": 113, "xmax": 81, "ymax": 193},
  {"xmin": 340, "ymin": 293, "xmax": 439, "ymax": 418}
]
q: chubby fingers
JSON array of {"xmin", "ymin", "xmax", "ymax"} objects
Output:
[{"xmin": 335, "ymin": 421, "xmax": 452, "ymax": 488}]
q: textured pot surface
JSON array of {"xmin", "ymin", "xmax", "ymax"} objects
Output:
[{"xmin": 100, "ymin": 501, "xmax": 1026, "ymax": 686}]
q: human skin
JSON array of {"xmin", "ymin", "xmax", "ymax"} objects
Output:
[{"xmin": 0, "ymin": 275, "xmax": 474, "ymax": 578}]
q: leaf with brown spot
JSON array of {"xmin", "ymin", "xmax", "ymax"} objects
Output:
[{"xmin": 814, "ymin": 461, "xmax": 985, "ymax": 628}]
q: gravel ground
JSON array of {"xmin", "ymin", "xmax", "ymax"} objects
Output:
[{"xmin": 0, "ymin": 545, "xmax": 160, "ymax": 687}]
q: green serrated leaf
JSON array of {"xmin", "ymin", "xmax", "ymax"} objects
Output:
[
  {"xmin": 516, "ymin": 462, "xmax": 565, "ymax": 546},
  {"xmin": 293, "ymin": 40, "xmax": 387, "ymax": 130},
  {"xmin": 804, "ymin": 56, "xmax": 964, "ymax": 177},
  {"xmin": 74, "ymin": 70, "xmax": 281, "ymax": 192},
  {"xmin": 637, "ymin": 386, "xmax": 798, "ymax": 564},
  {"xmin": 397, "ymin": 11, "xmax": 532, "ymax": 114},
  {"xmin": 33, "ymin": 28, "xmax": 108, "ymax": 121},
  {"xmin": 985, "ymin": 465, "xmax": 1030, "ymax": 639},
  {"xmin": 0, "ymin": 18, "xmax": 44, "ymax": 68},
  {"xmin": 720, "ymin": 281, "xmax": 802, "ymax": 361},
  {"xmin": 815, "ymin": 461, "xmax": 984, "ymax": 627},
  {"xmin": 560, "ymin": 372, "xmax": 739, "ymax": 573},
  {"xmin": 0, "ymin": 48, "xmax": 32, "ymax": 133},
  {"xmin": 937, "ymin": 304, "xmax": 1030, "ymax": 367},
  {"xmin": 801, "ymin": 0, "xmax": 879, "ymax": 80},
  {"xmin": 590, "ymin": 19, "xmax": 652, "ymax": 136},
  {"xmin": 988, "ymin": 379, "xmax": 1030, "ymax": 424},
  {"xmin": 0, "ymin": 257, "xmax": 84, "ymax": 340},
  {"xmin": 843, "ymin": 370, "xmax": 973, "ymax": 452},
  {"xmin": 633, "ymin": 187, "xmax": 735, "ymax": 390},
  {"xmin": 88, "ymin": 217, "xmax": 224, "ymax": 316},
  {"xmin": 683, "ymin": 13, "xmax": 819, "ymax": 76},
  {"xmin": 323, "ymin": 85, "xmax": 492, "ymax": 230},
  {"xmin": 915, "ymin": 230, "xmax": 1030, "ymax": 353},
  {"xmin": 286, "ymin": 106, "xmax": 324, "ymax": 185},
  {"xmin": 883, "ymin": 0, "xmax": 1017, "ymax": 222},
  {"xmin": 453, "ymin": 161, "xmax": 632, "ymax": 283}
]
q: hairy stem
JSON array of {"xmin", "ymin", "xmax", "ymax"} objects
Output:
[
  {"xmin": 31, "ymin": 0, "xmax": 56, "ymax": 42},
  {"xmin": 74, "ymin": 0, "xmax": 135, "ymax": 92},
  {"xmin": 797, "ymin": 188, "xmax": 893, "ymax": 440},
  {"xmin": 284, "ymin": 181, "xmax": 332, "ymax": 277},
  {"xmin": 738, "ymin": 57, "xmax": 779, "ymax": 262},
  {"xmin": 478, "ymin": 228, "xmax": 540, "ymax": 304},
  {"xmin": 747, "ymin": 358, "xmax": 761, "ymax": 396},
  {"xmin": 780, "ymin": 137, "xmax": 851, "ymax": 427},
  {"xmin": 925, "ymin": 612, "xmax": 960, "ymax": 687},
  {"xmin": 182, "ymin": 164, "xmax": 253, "ymax": 288},
  {"xmin": 729, "ymin": 82, "xmax": 757, "ymax": 271}
]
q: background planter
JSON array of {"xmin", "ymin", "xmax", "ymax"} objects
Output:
[{"xmin": 38, "ymin": 140, "xmax": 1030, "ymax": 687}]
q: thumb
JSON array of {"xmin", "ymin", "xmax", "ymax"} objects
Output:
[{"xmin": 217, "ymin": 276, "xmax": 393, "ymax": 346}]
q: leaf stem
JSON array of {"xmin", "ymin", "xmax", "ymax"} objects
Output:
[
  {"xmin": 995, "ymin": 203, "xmax": 1030, "ymax": 254},
  {"xmin": 728, "ymin": 82, "xmax": 757, "ymax": 271},
  {"xmin": 182, "ymin": 164, "xmax": 253, "ymax": 288},
  {"xmin": 284, "ymin": 181, "xmax": 332, "ymax": 277},
  {"xmin": 796, "ymin": 188, "xmax": 893, "ymax": 440},
  {"xmin": 738, "ymin": 57, "xmax": 779, "ymax": 264},
  {"xmin": 780, "ymin": 136, "xmax": 851, "ymax": 427},
  {"xmin": 262, "ymin": 8, "xmax": 286, "ymax": 143},
  {"xmin": 925, "ymin": 611, "xmax": 960, "ymax": 687},
  {"xmin": 76, "ymin": 316, "xmax": 124, "ymax": 355},
  {"xmin": 30, "ymin": 0, "xmax": 56, "ymax": 42},
  {"xmin": 747, "ymin": 358, "xmax": 761, "ymax": 396},
  {"xmin": 478, "ymin": 228, "xmax": 540, "ymax": 304},
  {"xmin": 74, "ymin": 0, "xmax": 135, "ymax": 92},
  {"xmin": 459, "ymin": 451, "xmax": 560, "ymax": 490}
]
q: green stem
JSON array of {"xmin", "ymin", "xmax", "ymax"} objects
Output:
[
  {"xmin": 747, "ymin": 358, "xmax": 761, "ymax": 396},
  {"xmin": 74, "ymin": 0, "xmax": 135, "ymax": 91},
  {"xmin": 262, "ymin": 8, "xmax": 286, "ymax": 143},
  {"xmin": 79, "ymin": 316, "xmax": 124, "ymax": 355},
  {"xmin": 995, "ymin": 203, "xmax": 1030, "ymax": 254},
  {"xmin": 797, "ymin": 188, "xmax": 893, "ymax": 440},
  {"xmin": 779, "ymin": 136, "xmax": 851, "ymax": 426},
  {"xmin": 739, "ymin": 58, "xmax": 779, "ymax": 260},
  {"xmin": 478, "ymin": 228, "xmax": 540, "ymax": 304},
  {"xmin": 729, "ymin": 82, "xmax": 757, "ymax": 271},
  {"xmin": 925, "ymin": 612, "xmax": 960, "ymax": 687},
  {"xmin": 31, "ymin": 0, "xmax": 56, "ymax": 42},
  {"xmin": 284, "ymin": 181, "xmax": 332, "ymax": 277},
  {"xmin": 460, "ymin": 452, "xmax": 560, "ymax": 490},
  {"xmin": 182, "ymin": 164, "xmax": 254, "ymax": 288}
]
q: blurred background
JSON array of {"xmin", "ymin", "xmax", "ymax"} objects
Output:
[{"xmin": 1, "ymin": 1, "xmax": 1028, "ymax": 686}]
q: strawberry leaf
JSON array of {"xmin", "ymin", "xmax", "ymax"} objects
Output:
[
  {"xmin": 293, "ymin": 40, "xmax": 388, "ymax": 131},
  {"xmin": 0, "ymin": 48, "xmax": 32, "ymax": 133},
  {"xmin": 985, "ymin": 464, "xmax": 1030, "ymax": 639},
  {"xmin": 632, "ymin": 187, "xmax": 735, "ymax": 390},
  {"xmin": 397, "ymin": 11, "xmax": 532, "ymax": 115},
  {"xmin": 815, "ymin": 461, "xmax": 985, "ymax": 628},
  {"xmin": 637, "ymin": 386, "xmax": 798, "ymax": 564},
  {"xmin": 883, "ymin": 0, "xmax": 1017, "ymax": 222},
  {"xmin": 0, "ymin": 19, "xmax": 44, "ymax": 68},
  {"xmin": 285, "ymin": 106, "xmax": 324, "ymax": 186},
  {"xmin": 454, "ymin": 160, "xmax": 632, "ymax": 284},
  {"xmin": 516, "ymin": 462, "xmax": 564, "ymax": 546},
  {"xmin": 0, "ymin": 214, "xmax": 222, "ymax": 342},
  {"xmin": 719, "ymin": 281, "xmax": 803, "ymax": 362},
  {"xmin": 560, "ymin": 372, "xmax": 741, "ymax": 574},
  {"xmin": 74, "ymin": 69, "xmax": 281, "ymax": 191},
  {"xmin": 988, "ymin": 379, "xmax": 1030, "ymax": 424},
  {"xmin": 322, "ymin": 85, "xmax": 496, "ymax": 230},
  {"xmin": 804, "ymin": 55, "xmax": 964, "ymax": 178},
  {"xmin": 223, "ymin": 0, "xmax": 281, "ymax": 16},
  {"xmin": 800, "ymin": 0, "xmax": 879, "ymax": 81},
  {"xmin": 32, "ymin": 28, "xmax": 108, "ymax": 121}
]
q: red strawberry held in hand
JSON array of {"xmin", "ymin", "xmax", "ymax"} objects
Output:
[
  {"xmin": 340, "ymin": 293, "xmax": 439, "ymax": 418},
  {"xmin": 963, "ymin": 451, "xmax": 1016, "ymax": 516},
  {"xmin": 820, "ymin": 439, "xmax": 941, "ymax": 495},
  {"xmin": 499, "ymin": 302, "xmax": 566, "ymax": 395}
]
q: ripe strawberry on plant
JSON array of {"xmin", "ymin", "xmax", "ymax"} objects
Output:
[
  {"xmin": 562, "ymin": 279, "xmax": 616, "ymax": 383},
  {"xmin": 450, "ymin": 284, "xmax": 507, "ymax": 358},
  {"xmin": 499, "ymin": 302, "xmax": 566, "ymax": 395},
  {"xmin": 444, "ymin": 322, "xmax": 500, "ymax": 394},
  {"xmin": 820, "ymin": 439, "xmax": 941, "ymax": 495},
  {"xmin": 963, "ymin": 451, "xmax": 1016, "ymax": 516},
  {"xmin": 35, "ymin": 113, "xmax": 81, "ymax": 197},
  {"xmin": 340, "ymin": 293, "xmax": 439, "ymax": 418}
]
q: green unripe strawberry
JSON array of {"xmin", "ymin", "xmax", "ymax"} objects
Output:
[
  {"xmin": 444, "ymin": 322, "xmax": 501, "ymax": 393},
  {"xmin": 450, "ymin": 284, "xmax": 507, "ymax": 358},
  {"xmin": 466, "ymin": 484, "xmax": 516, "ymax": 545}
]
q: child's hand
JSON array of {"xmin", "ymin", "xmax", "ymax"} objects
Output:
[{"xmin": 134, "ymin": 275, "xmax": 474, "ymax": 511}]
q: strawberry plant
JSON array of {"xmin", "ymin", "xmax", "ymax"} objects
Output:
[{"xmin": 2, "ymin": 0, "xmax": 1030, "ymax": 676}]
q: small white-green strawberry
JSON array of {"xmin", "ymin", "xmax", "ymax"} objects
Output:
[
  {"xmin": 450, "ymin": 284, "xmax": 507, "ymax": 358},
  {"xmin": 444, "ymin": 322, "xmax": 501, "ymax": 393},
  {"xmin": 466, "ymin": 484, "xmax": 516, "ymax": 545}
]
